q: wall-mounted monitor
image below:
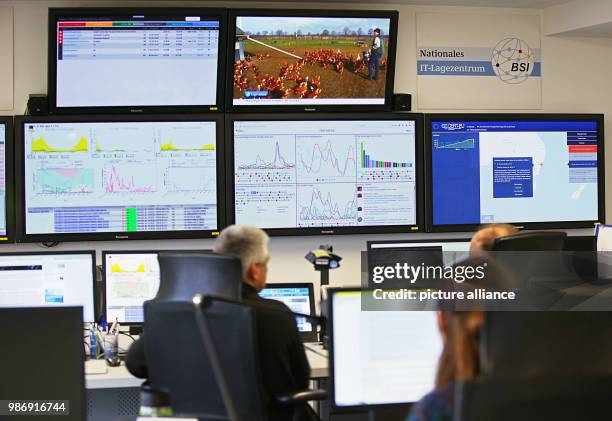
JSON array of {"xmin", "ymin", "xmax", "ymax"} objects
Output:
[
  {"xmin": 0, "ymin": 251, "xmax": 97, "ymax": 322},
  {"xmin": 102, "ymin": 249, "xmax": 211, "ymax": 324},
  {"xmin": 48, "ymin": 8, "xmax": 227, "ymax": 113},
  {"xmin": 227, "ymin": 113, "xmax": 423, "ymax": 235},
  {"xmin": 16, "ymin": 115, "xmax": 225, "ymax": 242},
  {"xmin": 0, "ymin": 117, "xmax": 14, "ymax": 243},
  {"xmin": 426, "ymin": 114, "xmax": 605, "ymax": 232},
  {"xmin": 228, "ymin": 9, "xmax": 398, "ymax": 112}
]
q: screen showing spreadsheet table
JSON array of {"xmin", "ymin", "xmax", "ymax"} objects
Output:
[
  {"xmin": 23, "ymin": 120, "xmax": 218, "ymax": 235},
  {"xmin": 54, "ymin": 13, "xmax": 220, "ymax": 108},
  {"xmin": 233, "ymin": 119, "xmax": 417, "ymax": 229},
  {"xmin": 430, "ymin": 120, "xmax": 600, "ymax": 226}
]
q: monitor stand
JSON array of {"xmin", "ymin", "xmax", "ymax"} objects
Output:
[{"xmin": 367, "ymin": 405, "xmax": 411, "ymax": 421}]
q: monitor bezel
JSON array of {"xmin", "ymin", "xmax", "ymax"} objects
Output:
[
  {"xmin": 226, "ymin": 112, "xmax": 424, "ymax": 236},
  {"xmin": 226, "ymin": 8, "xmax": 398, "ymax": 113},
  {"xmin": 101, "ymin": 249, "xmax": 212, "ymax": 325},
  {"xmin": 259, "ymin": 282, "xmax": 318, "ymax": 342},
  {"xmin": 366, "ymin": 237, "xmax": 472, "ymax": 251},
  {"xmin": 425, "ymin": 113, "xmax": 606, "ymax": 233},
  {"xmin": 48, "ymin": 7, "xmax": 228, "ymax": 114},
  {"xmin": 15, "ymin": 114, "xmax": 226, "ymax": 243},
  {"xmin": 0, "ymin": 116, "xmax": 15, "ymax": 243},
  {"xmin": 0, "ymin": 250, "xmax": 98, "ymax": 323}
]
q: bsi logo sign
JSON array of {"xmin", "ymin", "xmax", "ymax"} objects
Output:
[{"xmin": 491, "ymin": 38, "xmax": 535, "ymax": 84}]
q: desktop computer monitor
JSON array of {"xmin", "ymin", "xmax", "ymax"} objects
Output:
[
  {"xmin": 0, "ymin": 251, "xmax": 96, "ymax": 322},
  {"xmin": 367, "ymin": 238, "xmax": 472, "ymax": 266},
  {"xmin": 329, "ymin": 288, "xmax": 443, "ymax": 409},
  {"xmin": 103, "ymin": 249, "xmax": 211, "ymax": 323},
  {"xmin": 0, "ymin": 117, "xmax": 14, "ymax": 242},
  {"xmin": 0, "ymin": 307, "xmax": 85, "ymax": 421},
  {"xmin": 259, "ymin": 282, "xmax": 317, "ymax": 342}
]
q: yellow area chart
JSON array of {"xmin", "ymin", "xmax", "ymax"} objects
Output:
[
  {"xmin": 111, "ymin": 263, "xmax": 146, "ymax": 273},
  {"xmin": 32, "ymin": 137, "xmax": 89, "ymax": 153},
  {"xmin": 160, "ymin": 141, "xmax": 215, "ymax": 152}
]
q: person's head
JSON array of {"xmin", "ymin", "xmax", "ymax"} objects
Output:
[
  {"xmin": 470, "ymin": 223, "xmax": 518, "ymax": 254},
  {"xmin": 435, "ymin": 310, "xmax": 483, "ymax": 388},
  {"xmin": 213, "ymin": 225, "xmax": 270, "ymax": 291},
  {"xmin": 373, "ymin": 28, "xmax": 380, "ymax": 36}
]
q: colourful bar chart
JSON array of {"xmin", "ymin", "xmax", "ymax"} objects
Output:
[{"xmin": 360, "ymin": 143, "xmax": 412, "ymax": 169}]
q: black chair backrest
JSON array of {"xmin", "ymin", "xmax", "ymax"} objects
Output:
[
  {"xmin": 493, "ymin": 231, "xmax": 567, "ymax": 251},
  {"xmin": 144, "ymin": 299, "xmax": 266, "ymax": 419},
  {"xmin": 456, "ymin": 376, "xmax": 612, "ymax": 421},
  {"xmin": 156, "ymin": 253, "xmax": 243, "ymax": 301},
  {"xmin": 481, "ymin": 312, "xmax": 612, "ymax": 378},
  {"xmin": 0, "ymin": 307, "xmax": 85, "ymax": 421}
]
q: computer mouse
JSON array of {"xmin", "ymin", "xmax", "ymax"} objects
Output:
[{"xmin": 106, "ymin": 356, "xmax": 121, "ymax": 367}]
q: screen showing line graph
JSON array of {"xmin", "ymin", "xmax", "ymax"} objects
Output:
[
  {"xmin": 23, "ymin": 120, "xmax": 218, "ymax": 236},
  {"xmin": 233, "ymin": 119, "xmax": 417, "ymax": 229},
  {"xmin": 0, "ymin": 123, "xmax": 6, "ymax": 238}
]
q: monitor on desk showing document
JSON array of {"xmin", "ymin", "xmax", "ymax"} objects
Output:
[
  {"xmin": 330, "ymin": 289, "xmax": 443, "ymax": 409},
  {"xmin": 0, "ymin": 251, "xmax": 96, "ymax": 322}
]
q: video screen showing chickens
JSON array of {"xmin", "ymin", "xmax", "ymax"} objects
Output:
[{"xmin": 232, "ymin": 16, "xmax": 392, "ymax": 106}]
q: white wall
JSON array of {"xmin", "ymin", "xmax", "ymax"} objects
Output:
[{"xmin": 0, "ymin": 0, "xmax": 606, "ymax": 288}]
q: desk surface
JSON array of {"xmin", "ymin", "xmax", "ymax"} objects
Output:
[{"xmin": 86, "ymin": 344, "xmax": 329, "ymax": 389}]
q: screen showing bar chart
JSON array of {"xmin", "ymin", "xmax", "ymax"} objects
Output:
[
  {"xmin": 23, "ymin": 120, "xmax": 218, "ymax": 235},
  {"xmin": 233, "ymin": 119, "xmax": 417, "ymax": 229}
]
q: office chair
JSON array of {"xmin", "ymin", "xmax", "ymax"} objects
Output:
[
  {"xmin": 456, "ymin": 376, "xmax": 612, "ymax": 421},
  {"xmin": 491, "ymin": 232, "xmax": 573, "ymax": 300},
  {"xmin": 156, "ymin": 252, "xmax": 243, "ymax": 301},
  {"xmin": 143, "ymin": 297, "xmax": 325, "ymax": 420},
  {"xmin": 492, "ymin": 231, "xmax": 567, "ymax": 251},
  {"xmin": 481, "ymin": 312, "xmax": 612, "ymax": 378}
]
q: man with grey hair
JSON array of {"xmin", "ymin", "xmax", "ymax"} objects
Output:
[
  {"xmin": 214, "ymin": 225, "xmax": 311, "ymax": 421},
  {"xmin": 213, "ymin": 224, "xmax": 271, "ymax": 292}
]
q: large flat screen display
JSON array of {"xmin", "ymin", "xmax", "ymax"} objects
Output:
[
  {"xmin": 230, "ymin": 114, "xmax": 422, "ymax": 235},
  {"xmin": 17, "ymin": 116, "xmax": 223, "ymax": 242},
  {"xmin": 49, "ymin": 8, "xmax": 226, "ymax": 112},
  {"xmin": 230, "ymin": 10, "xmax": 397, "ymax": 111},
  {"xmin": 427, "ymin": 114, "xmax": 604, "ymax": 231},
  {"xmin": 0, "ymin": 118, "xmax": 13, "ymax": 242}
]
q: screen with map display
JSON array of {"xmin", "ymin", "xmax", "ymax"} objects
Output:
[{"xmin": 428, "ymin": 115, "xmax": 604, "ymax": 230}]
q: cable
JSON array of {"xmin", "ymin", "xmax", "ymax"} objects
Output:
[
  {"xmin": 40, "ymin": 241, "xmax": 60, "ymax": 248},
  {"xmin": 119, "ymin": 332, "xmax": 136, "ymax": 342}
]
